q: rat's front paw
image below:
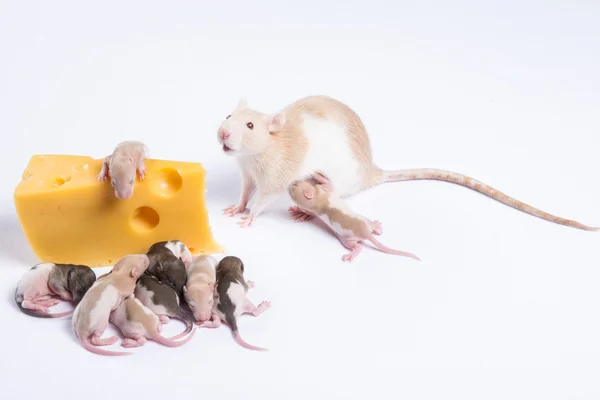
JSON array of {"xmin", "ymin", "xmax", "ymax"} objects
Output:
[
  {"xmin": 224, "ymin": 204, "xmax": 246, "ymax": 216},
  {"xmin": 237, "ymin": 215, "xmax": 255, "ymax": 228}
]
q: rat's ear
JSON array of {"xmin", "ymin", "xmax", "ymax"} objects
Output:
[
  {"xmin": 131, "ymin": 267, "xmax": 142, "ymax": 278},
  {"xmin": 156, "ymin": 261, "xmax": 164, "ymax": 272},
  {"xmin": 236, "ymin": 97, "xmax": 247, "ymax": 110},
  {"xmin": 183, "ymin": 286, "xmax": 188, "ymax": 294},
  {"xmin": 208, "ymin": 281, "xmax": 214, "ymax": 291},
  {"xmin": 267, "ymin": 113, "xmax": 286, "ymax": 133},
  {"xmin": 303, "ymin": 189, "xmax": 315, "ymax": 199}
]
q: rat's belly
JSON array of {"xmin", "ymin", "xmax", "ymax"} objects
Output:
[{"xmin": 296, "ymin": 115, "xmax": 365, "ymax": 197}]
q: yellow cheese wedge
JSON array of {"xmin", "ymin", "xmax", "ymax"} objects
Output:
[{"xmin": 14, "ymin": 154, "xmax": 222, "ymax": 267}]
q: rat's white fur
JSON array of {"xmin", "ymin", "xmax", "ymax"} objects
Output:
[
  {"xmin": 164, "ymin": 240, "xmax": 193, "ymax": 268},
  {"xmin": 14, "ymin": 263, "xmax": 54, "ymax": 302}
]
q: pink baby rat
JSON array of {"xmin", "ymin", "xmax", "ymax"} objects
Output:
[
  {"xmin": 97, "ymin": 140, "xmax": 149, "ymax": 199},
  {"xmin": 71, "ymin": 254, "xmax": 149, "ymax": 356},
  {"xmin": 109, "ymin": 297, "xmax": 196, "ymax": 348},
  {"xmin": 183, "ymin": 255, "xmax": 217, "ymax": 323},
  {"xmin": 288, "ymin": 176, "xmax": 420, "ymax": 262},
  {"xmin": 217, "ymin": 96, "xmax": 597, "ymax": 231},
  {"xmin": 15, "ymin": 262, "xmax": 96, "ymax": 318}
]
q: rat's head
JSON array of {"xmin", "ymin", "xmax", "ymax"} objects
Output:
[
  {"xmin": 288, "ymin": 180, "xmax": 328, "ymax": 211},
  {"xmin": 217, "ymin": 98, "xmax": 286, "ymax": 156},
  {"xmin": 112, "ymin": 254, "xmax": 150, "ymax": 280},
  {"xmin": 183, "ymin": 281, "xmax": 215, "ymax": 322},
  {"xmin": 67, "ymin": 266, "xmax": 97, "ymax": 304},
  {"xmin": 215, "ymin": 255, "xmax": 244, "ymax": 279},
  {"xmin": 110, "ymin": 156, "xmax": 136, "ymax": 199}
]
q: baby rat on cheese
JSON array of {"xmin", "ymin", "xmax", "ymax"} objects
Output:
[
  {"xmin": 289, "ymin": 177, "xmax": 420, "ymax": 262},
  {"xmin": 200, "ymin": 256, "xmax": 270, "ymax": 351},
  {"xmin": 15, "ymin": 263, "xmax": 96, "ymax": 318},
  {"xmin": 72, "ymin": 254, "xmax": 149, "ymax": 356},
  {"xmin": 97, "ymin": 140, "xmax": 149, "ymax": 199},
  {"xmin": 183, "ymin": 255, "xmax": 217, "ymax": 323},
  {"xmin": 217, "ymin": 96, "xmax": 597, "ymax": 231},
  {"xmin": 145, "ymin": 240, "xmax": 193, "ymax": 297},
  {"xmin": 109, "ymin": 297, "xmax": 196, "ymax": 348}
]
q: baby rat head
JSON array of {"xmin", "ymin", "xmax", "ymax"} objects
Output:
[
  {"xmin": 112, "ymin": 254, "xmax": 150, "ymax": 280},
  {"xmin": 67, "ymin": 266, "xmax": 97, "ymax": 304},
  {"xmin": 217, "ymin": 98, "xmax": 286, "ymax": 156},
  {"xmin": 110, "ymin": 156, "xmax": 136, "ymax": 199},
  {"xmin": 288, "ymin": 180, "xmax": 329, "ymax": 212},
  {"xmin": 147, "ymin": 258, "xmax": 187, "ymax": 295},
  {"xmin": 183, "ymin": 280, "xmax": 214, "ymax": 322}
]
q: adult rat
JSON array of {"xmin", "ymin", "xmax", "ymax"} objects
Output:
[{"xmin": 217, "ymin": 96, "xmax": 597, "ymax": 231}]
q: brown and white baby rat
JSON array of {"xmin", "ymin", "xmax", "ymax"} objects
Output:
[
  {"xmin": 289, "ymin": 178, "xmax": 420, "ymax": 262},
  {"xmin": 109, "ymin": 297, "xmax": 196, "ymax": 348},
  {"xmin": 134, "ymin": 273, "xmax": 194, "ymax": 339},
  {"xmin": 15, "ymin": 262, "xmax": 96, "ymax": 318},
  {"xmin": 183, "ymin": 255, "xmax": 217, "ymax": 323},
  {"xmin": 97, "ymin": 140, "xmax": 149, "ymax": 199},
  {"xmin": 71, "ymin": 254, "xmax": 149, "ymax": 356},
  {"xmin": 217, "ymin": 96, "xmax": 597, "ymax": 231},
  {"xmin": 200, "ymin": 256, "xmax": 270, "ymax": 351},
  {"xmin": 145, "ymin": 240, "xmax": 193, "ymax": 296}
]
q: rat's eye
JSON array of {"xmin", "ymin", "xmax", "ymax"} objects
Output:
[
  {"xmin": 129, "ymin": 179, "xmax": 134, "ymax": 185},
  {"xmin": 226, "ymin": 115, "xmax": 231, "ymax": 119},
  {"xmin": 246, "ymin": 122, "xmax": 254, "ymax": 130},
  {"xmin": 111, "ymin": 181, "xmax": 116, "ymax": 187}
]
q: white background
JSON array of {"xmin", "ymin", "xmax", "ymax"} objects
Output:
[{"xmin": 1, "ymin": 1, "xmax": 599, "ymax": 399}]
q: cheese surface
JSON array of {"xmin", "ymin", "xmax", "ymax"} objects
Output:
[{"xmin": 14, "ymin": 154, "xmax": 222, "ymax": 267}]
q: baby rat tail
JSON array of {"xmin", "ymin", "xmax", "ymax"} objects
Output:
[
  {"xmin": 167, "ymin": 308, "xmax": 195, "ymax": 340},
  {"xmin": 152, "ymin": 325, "xmax": 196, "ymax": 347},
  {"xmin": 82, "ymin": 338, "xmax": 131, "ymax": 356},
  {"xmin": 377, "ymin": 168, "xmax": 599, "ymax": 231},
  {"xmin": 367, "ymin": 235, "xmax": 420, "ymax": 261},
  {"xmin": 225, "ymin": 312, "xmax": 268, "ymax": 351}
]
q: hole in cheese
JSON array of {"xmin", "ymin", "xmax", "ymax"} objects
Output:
[
  {"xmin": 188, "ymin": 247, "xmax": 195, "ymax": 253},
  {"xmin": 131, "ymin": 206, "xmax": 160, "ymax": 230},
  {"xmin": 53, "ymin": 176, "xmax": 71, "ymax": 187},
  {"xmin": 148, "ymin": 168, "xmax": 183, "ymax": 198}
]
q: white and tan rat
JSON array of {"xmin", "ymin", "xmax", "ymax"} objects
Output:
[
  {"xmin": 97, "ymin": 140, "xmax": 149, "ymax": 199},
  {"xmin": 289, "ymin": 176, "xmax": 420, "ymax": 262},
  {"xmin": 217, "ymin": 96, "xmax": 597, "ymax": 231}
]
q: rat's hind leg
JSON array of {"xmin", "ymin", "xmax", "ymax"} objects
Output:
[
  {"xmin": 158, "ymin": 315, "xmax": 170, "ymax": 324},
  {"xmin": 368, "ymin": 220, "xmax": 383, "ymax": 235},
  {"xmin": 21, "ymin": 299, "xmax": 49, "ymax": 313},
  {"xmin": 90, "ymin": 334, "xmax": 119, "ymax": 346},
  {"xmin": 242, "ymin": 299, "xmax": 271, "ymax": 316},
  {"xmin": 122, "ymin": 335, "xmax": 147, "ymax": 348},
  {"xmin": 35, "ymin": 298, "xmax": 62, "ymax": 307},
  {"xmin": 288, "ymin": 206, "xmax": 314, "ymax": 222},
  {"xmin": 341, "ymin": 240, "xmax": 363, "ymax": 262}
]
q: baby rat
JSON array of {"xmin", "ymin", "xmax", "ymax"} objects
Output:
[
  {"xmin": 183, "ymin": 255, "xmax": 217, "ymax": 323},
  {"xmin": 109, "ymin": 297, "xmax": 196, "ymax": 348},
  {"xmin": 288, "ymin": 178, "xmax": 420, "ymax": 262},
  {"xmin": 145, "ymin": 240, "xmax": 193, "ymax": 296},
  {"xmin": 72, "ymin": 254, "xmax": 149, "ymax": 356},
  {"xmin": 217, "ymin": 96, "xmax": 597, "ymax": 231},
  {"xmin": 15, "ymin": 262, "xmax": 96, "ymax": 318},
  {"xmin": 97, "ymin": 140, "xmax": 149, "ymax": 199},
  {"xmin": 200, "ymin": 256, "xmax": 270, "ymax": 351},
  {"xmin": 135, "ymin": 273, "xmax": 194, "ymax": 339}
]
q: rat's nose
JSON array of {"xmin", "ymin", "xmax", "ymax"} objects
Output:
[{"xmin": 220, "ymin": 130, "xmax": 230, "ymax": 140}]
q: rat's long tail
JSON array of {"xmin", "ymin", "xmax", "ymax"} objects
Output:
[
  {"xmin": 16, "ymin": 297, "xmax": 73, "ymax": 318},
  {"xmin": 167, "ymin": 308, "xmax": 195, "ymax": 340},
  {"xmin": 153, "ymin": 325, "xmax": 196, "ymax": 347},
  {"xmin": 367, "ymin": 235, "xmax": 420, "ymax": 261},
  {"xmin": 224, "ymin": 313, "xmax": 268, "ymax": 351},
  {"xmin": 377, "ymin": 168, "xmax": 599, "ymax": 231},
  {"xmin": 82, "ymin": 338, "xmax": 131, "ymax": 356}
]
